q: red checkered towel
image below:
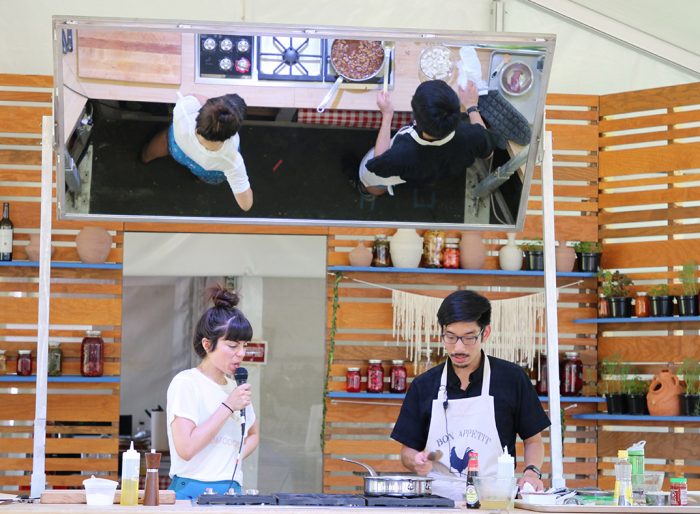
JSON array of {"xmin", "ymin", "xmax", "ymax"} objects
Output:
[{"xmin": 297, "ymin": 108, "xmax": 413, "ymax": 131}]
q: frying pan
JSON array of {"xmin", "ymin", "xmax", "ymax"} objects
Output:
[
  {"xmin": 316, "ymin": 39, "xmax": 385, "ymax": 113},
  {"xmin": 339, "ymin": 457, "xmax": 434, "ymax": 497}
]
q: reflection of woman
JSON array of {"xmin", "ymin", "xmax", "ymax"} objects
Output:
[
  {"xmin": 141, "ymin": 93, "xmax": 253, "ymax": 211},
  {"xmin": 166, "ymin": 285, "xmax": 259, "ymax": 499}
]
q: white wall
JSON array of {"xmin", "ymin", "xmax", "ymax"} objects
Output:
[{"xmin": 0, "ymin": 0, "xmax": 696, "ymax": 94}]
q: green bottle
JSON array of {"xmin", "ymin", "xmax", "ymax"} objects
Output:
[{"xmin": 627, "ymin": 440, "xmax": 645, "ymax": 477}]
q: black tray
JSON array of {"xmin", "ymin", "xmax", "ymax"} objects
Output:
[{"xmin": 196, "ymin": 493, "xmax": 277, "ymax": 505}]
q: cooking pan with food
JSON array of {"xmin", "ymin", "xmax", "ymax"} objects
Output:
[
  {"xmin": 316, "ymin": 39, "xmax": 386, "ymax": 113},
  {"xmin": 339, "ymin": 457, "xmax": 434, "ymax": 497}
]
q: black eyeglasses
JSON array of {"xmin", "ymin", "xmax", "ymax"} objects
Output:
[{"xmin": 441, "ymin": 328, "xmax": 484, "ymax": 346}]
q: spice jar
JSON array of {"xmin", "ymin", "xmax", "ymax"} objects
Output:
[
  {"xmin": 535, "ymin": 352, "xmax": 548, "ymax": 395},
  {"xmin": 0, "ymin": 349, "xmax": 6, "ymax": 375},
  {"xmin": 597, "ymin": 294, "xmax": 610, "ymax": 317},
  {"xmin": 634, "ymin": 292, "xmax": 650, "ymax": 318},
  {"xmin": 367, "ymin": 360, "xmax": 384, "ymax": 393},
  {"xmin": 48, "ymin": 342, "xmax": 63, "ymax": 376},
  {"xmin": 346, "ymin": 367, "xmax": 361, "ymax": 393},
  {"xmin": 442, "ymin": 243, "xmax": 460, "ymax": 269},
  {"xmin": 423, "ymin": 230, "xmax": 446, "ymax": 268},
  {"xmin": 670, "ymin": 477, "xmax": 687, "ymax": 506},
  {"xmin": 560, "ymin": 351, "xmax": 583, "ymax": 396},
  {"xmin": 390, "ymin": 360, "xmax": 408, "ymax": 393},
  {"xmin": 372, "ymin": 234, "xmax": 392, "ymax": 267},
  {"xmin": 81, "ymin": 330, "xmax": 104, "ymax": 377},
  {"xmin": 16, "ymin": 350, "xmax": 32, "ymax": 376}
]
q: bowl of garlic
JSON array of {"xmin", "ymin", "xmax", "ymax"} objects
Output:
[{"xmin": 419, "ymin": 44, "xmax": 454, "ymax": 81}]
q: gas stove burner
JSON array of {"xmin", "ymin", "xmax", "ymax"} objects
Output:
[
  {"xmin": 198, "ymin": 34, "xmax": 254, "ymax": 80},
  {"xmin": 257, "ymin": 36, "xmax": 325, "ymax": 81},
  {"xmin": 282, "ymin": 47, "xmax": 301, "ymax": 66}
]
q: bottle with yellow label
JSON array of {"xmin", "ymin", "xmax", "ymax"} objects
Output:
[{"xmin": 120, "ymin": 441, "xmax": 140, "ymax": 506}]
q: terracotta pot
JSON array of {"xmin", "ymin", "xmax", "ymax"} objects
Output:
[
  {"xmin": 458, "ymin": 231, "xmax": 486, "ymax": 269},
  {"xmin": 75, "ymin": 227, "xmax": 112, "ymax": 264},
  {"xmin": 24, "ymin": 234, "xmax": 55, "ymax": 261},
  {"xmin": 348, "ymin": 241, "xmax": 373, "ymax": 267},
  {"xmin": 498, "ymin": 233, "xmax": 523, "ymax": 271},
  {"xmin": 555, "ymin": 244, "xmax": 576, "ymax": 272},
  {"xmin": 389, "ymin": 229, "xmax": 423, "ymax": 268},
  {"xmin": 647, "ymin": 369, "xmax": 684, "ymax": 416}
]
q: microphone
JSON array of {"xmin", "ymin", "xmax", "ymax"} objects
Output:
[{"xmin": 233, "ymin": 367, "xmax": 248, "ymax": 422}]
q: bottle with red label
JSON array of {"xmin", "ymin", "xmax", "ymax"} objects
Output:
[
  {"xmin": 390, "ymin": 360, "xmax": 407, "ymax": 393},
  {"xmin": 346, "ymin": 367, "xmax": 361, "ymax": 393},
  {"xmin": 367, "ymin": 360, "xmax": 384, "ymax": 393}
]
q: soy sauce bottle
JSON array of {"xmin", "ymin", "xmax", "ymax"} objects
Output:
[{"xmin": 465, "ymin": 451, "xmax": 481, "ymax": 509}]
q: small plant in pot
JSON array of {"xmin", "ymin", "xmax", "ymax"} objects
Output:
[
  {"xmin": 678, "ymin": 358, "xmax": 700, "ymax": 416},
  {"xmin": 677, "ymin": 261, "xmax": 698, "ymax": 317},
  {"xmin": 599, "ymin": 270, "xmax": 634, "ymax": 318},
  {"xmin": 573, "ymin": 241, "xmax": 603, "ymax": 273},
  {"xmin": 600, "ymin": 355, "xmax": 626, "ymax": 414},
  {"xmin": 520, "ymin": 239, "xmax": 544, "ymax": 271},
  {"xmin": 648, "ymin": 284, "xmax": 673, "ymax": 317},
  {"xmin": 625, "ymin": 375, "xmax": 649, "ymax": 415}
]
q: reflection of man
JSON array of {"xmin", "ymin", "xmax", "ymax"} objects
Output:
[
  {"xmin": 357, "ymin": 80, "xmax": 494, "ymax": 198},
  {"xmin": 391, "ymin": 290, "xmax": 550, "ymax": 501}
]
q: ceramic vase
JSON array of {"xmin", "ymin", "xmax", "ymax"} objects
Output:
[
  {"xmin": 555, "ymin": 243, "xmax": 577, "ymax": 272},
  {"xmin": 458, "ymin": 231, "xmax": 486, "ymax": 269},
  {"xmin": 24, "ymin": 234, "xmax": 55, "ymax": 261},
  {"xmin": 647, "ymin": 369, "xmax": 684, "ymax": 416},
  {"xmin": 390, "ymin": 229, "xmax": 422, "ymax": 268},
  {"xmin": 75, "ymin": 227, "xmax": 112, "ymax": 264},
  {"xmin": 348, "ymin": 241, "xmax": 373, "ymax": 267},
  {"xmin": 498, "ymin": 233, "xmax": 523, "ymax": 271}
]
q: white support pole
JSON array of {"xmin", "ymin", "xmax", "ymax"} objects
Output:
[
  {"xmin": 30, "ymin": 116, "xmax": 55, "ymax": 498},
  {"xmin": 541, "ymin": 128, "xmax": 565, "ymax": 489}
]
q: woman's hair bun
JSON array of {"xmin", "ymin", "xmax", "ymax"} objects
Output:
[{"xmin": 207, "ymin": 284, "xmax": 240, "ymax": 309}]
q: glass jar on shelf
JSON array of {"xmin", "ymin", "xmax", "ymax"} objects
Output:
[
  {"xmin": 560, "ymin": 351, "xmax": 583, "ymax": 396},
  {"xmin": 535, "ymin": 352, "xmax": 548, "ymax": 395},
  {"xmin": 345, "ymin": 367, "xmax": 361, "ymax": 393},
  {"xmin": 372, "ymin": 234, "xmax": 392, "ymax": 267},
  {"xmin": 598, "ymin": 294, "xmax": 610, "ymax": 317},
  {"xmin": 390, "ymin": 360, "xmax": 408, "ymax": 393},
  {"xmin": 634, "ymin": 292, "xmax": 650, "ymax": 318},
  {"xmin": 81, "ymin": 330, "xmax": 104, "ymax": 377},
  {"xmin": 442, "ymin": 243, "xmax": 460, "ymax": 269},
  {"xmin": 423, "ymin": 230, "xmax": 446, "ymax": 268},
  {"xmin": 48, "ymin": 342, "xmax": 63, "ymax": 376},
  {"xmin": 16, "ymin": 350, "xmax": 32, "ymax": 376},
  {"xmin": 0, "ymin": 349, "xmax": 6, "ymax": 375},
  {"xmin": 367, "ymin": 360, "xmax": 385, "ymax": 393}
]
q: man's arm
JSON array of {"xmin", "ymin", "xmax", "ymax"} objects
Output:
[
  {"xmin": 519, "ymin": 433, "xmax": 545, "ymax": 491},
  {"xmin": 458, "ymin": 81, "xmax": 486, "ymax": 129}
]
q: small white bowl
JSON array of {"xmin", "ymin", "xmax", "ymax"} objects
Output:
[{"xmin": 83, "ymin": 476, "xmax": 118, "ymax": 506}]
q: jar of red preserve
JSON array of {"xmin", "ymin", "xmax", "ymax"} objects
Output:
[
  {"xmin": 367, "ymin": 360, "xmax": 384, "ymax": 393},
  {"xmin": 81, "ymin": 330, "xmax": 104, "ymax": 377},
  {"xmin": 346, "ymin": 367, "xmax": 361, "ymax": 393},
  {"xmin": 390, "ymin": 360, "xmax": 407, "ymax": 393}
]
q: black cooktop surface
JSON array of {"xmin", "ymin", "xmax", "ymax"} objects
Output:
[{"xmin": 196, "ymin": 492, "xmax": 455, "ymax": 507}]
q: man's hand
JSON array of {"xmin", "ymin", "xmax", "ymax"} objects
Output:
[
  {"xmin": 412, "ymin": 450, "xmax": 433, "ymax": 476},
  {"xmin": 377, "ymin": 91, "xmax": 394, "ymax": 117},
  {"xmin": 518, "ymin": 469, "xmax": 545, "ymax": 492},
  {"xmin": 458, "ymin": 80, "xmax": 479, "ymax": 110}
]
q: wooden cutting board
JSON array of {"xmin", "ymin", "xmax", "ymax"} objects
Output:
[
  {"xmin": 77, "ymin": 30, "xmax": 182, "ymax": 85},
  {"xmin": 40, "ymin": 489, "xmax": 175, "ymax": 504}
]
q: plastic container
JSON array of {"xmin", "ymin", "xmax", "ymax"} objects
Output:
[
  {"xmin": 473, "ymin": 476, "xmax": 517, "ymax": 511},
  {"xmin": 627, "ymin": 440, "xmax": 646, "ymax": 477},
  {"xmin": 119, "ymin": 441, "xmax": 140, "ymax": 506},
  {"xmin": 613, "ymin": 449, "xmax": 633, "ymax": 506},
  {"xmin": 496, "ymin": 446, "xmax": 514, "ymax": 479},
  {"xmin": 670, "ymin": 477, "xmax": 687, "ymax": 506},
  {"xmin": 83, "ymin": 475, "xmax": 118, "ymax": 506}
]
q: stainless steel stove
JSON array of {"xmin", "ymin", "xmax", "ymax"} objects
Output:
[
  {"xmin": 257, "ymin": 36, "xmax": 325, "ymax": 81},
  {"xmin": 196, "ymin": 492, "xmax": 454, "ymax": 508}
]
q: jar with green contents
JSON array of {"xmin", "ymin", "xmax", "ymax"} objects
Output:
[
  {"xmin": 0, "ymin": 349, "xmax": 6, "ymax": 374},
  {"xmin": 48, "ymin": 342, "xmax": 63, "ymax": 376}
]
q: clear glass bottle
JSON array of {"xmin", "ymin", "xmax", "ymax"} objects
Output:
[
  {"xmin": 560, "ymin": 351, "xmax": 583, "ymax": 396},
  {"xmin": 390, "ymin": 360, "xmax": 407, "ymax": 393},
  {"xmin": 346, "ymin": 367, "xmax": 361, "ymax": 393},
  {"xmin": 367, "ymin": 360, "xmax": 384, "ymax": 393},
  {"xmin": 613, "ymin": 449, "xmax": 633, "ymax": 506},
  {"xmin": 0, "ymin": 349, "xmax": 6, "ymax": 374},
  {"xmin": 81, "ymin": 330, "xmax": 104, "ymax": 377},
  {"xmin": 48, "ymin": 342, "xmax": 63, "ymax": 376},
  {"xmin": 0, "ymin": 202, "xmax": 13, "ymax": 261},
  {"xmin": 372, "ymin": 234, "xmax": 391, "ymax": 267},
  {"xmin": 16, "ymin": 350, "xmax": 32, "ymax": 376}
]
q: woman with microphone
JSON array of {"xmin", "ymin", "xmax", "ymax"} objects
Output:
[{"xmin": 166, "ymin": 284, "xmax": 259, "ymax": 499}]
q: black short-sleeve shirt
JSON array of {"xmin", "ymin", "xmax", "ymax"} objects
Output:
[{"xmin": 390, "ymin": 351, "xmax": 550, "ymax": 459}]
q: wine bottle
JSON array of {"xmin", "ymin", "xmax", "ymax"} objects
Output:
[{"xmin": 0, "ymin": 203, "xmax": 13, "ymax": 261}]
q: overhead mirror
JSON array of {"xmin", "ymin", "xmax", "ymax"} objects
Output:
[{"xmin": 54, "ymin": 16, "xmax": 555, "ymax": 230}]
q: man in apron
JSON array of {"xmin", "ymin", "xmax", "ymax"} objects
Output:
[{"xmin": 391, "ymin": 290, "xmax": 550, "ymax": 501}]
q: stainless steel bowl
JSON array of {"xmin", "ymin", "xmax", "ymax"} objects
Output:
[{"xmin": 500, "ymin": 61, "xmax": 533, "ymax": 96}]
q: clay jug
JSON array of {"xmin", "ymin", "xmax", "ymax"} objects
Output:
[
  {"xmin": 498, "ymin": 233, "xmax": 523, "ymax": 271},
  {"xmin": 75, "ymin": 227, "xmax": 112, "ymax": 264},
  {"xmin": 24, "ymin": 234, "xmax": 55, "ymax": 261},
  {"xmin": 647, "ymin": 369, "xmax": 684, "ymax": 416},
  {"xmin": 555, "ymin": 243, "xmax": 577, "ymax": 272},
  {"xmin": 389, "ymin": 229, "xmax": 422, "ymax": 268},
  {"xmin": 459, "ymin": 231, "xmax": 486, "ymax": 269},
  {"xmin": 348, "ymin": 241, "xmax": 373, "ymax": 267}
]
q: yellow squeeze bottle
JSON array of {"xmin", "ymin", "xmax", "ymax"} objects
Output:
[{"xmin": 120, "ymin": 441, "xmax": 140, "ymax": 506}]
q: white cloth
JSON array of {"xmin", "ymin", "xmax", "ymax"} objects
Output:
[
  {"xmin": 458, "ymin": 46, "xmax": 489, "ymax": 95},
  {"xmin": 425, "ymin": 355, "xmax": 502, "ymax": 501},
  {"xmin": 166, "ymin": 368, "xmax": 256, "ymax": 483},
  {"xmin": 172, "ymin": 94, "xmax": 250, "ymax": 194}
]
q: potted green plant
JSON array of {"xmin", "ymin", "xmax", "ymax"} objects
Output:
[
  {"xmin": 573, "ymin": 241, "xmax": 603, "ymax": 273},
  {"xmin": 625, "ymin": 376, "xmax": 649, "ymax": 415},
  {"xmin": 678, "ymin": 261, "xmax": 698, "ymax": 317},
  {"xmin": 599, "ymin": 270, "xmax": 634, "ymax": 318},
  {"xmin": 648, "ymin": 283, "xmax": 673, "ymax": 317},
  {"xmin": 520, "ymin": 239, "xmax": 544, "ymax": 271},
  {"xmin": 600, "ymin": 355, "xmax": 626, "ymax": 414},
  {"xmin": 678, "ymin": 359, "xmax": 700, "ymax": 416}
]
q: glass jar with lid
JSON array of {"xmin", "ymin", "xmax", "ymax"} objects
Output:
[
  {"xmin": 0, "ymin": 349, "xmax": 6, "ymax": 375},
  {"xmin": 423, "ymin": 230, "xmax": 446, "ymax": 268},
  {"xmin": 81, "ymin": 330, "xmax": 104, "ymax": 377},
  {"xmin": 367, "ymin": 360, "xmax": 385, "ymax": 393},
  {"xmin": 372, "ymin": 234, "xmax": 391, "ymax": 267},
  {"xmin": 560, "ymin": 351, "xmax": 583, "ymax": 396},
  {"xmin": 442, "ymin": 243, "xmax": 460, "ymax": 269},
  {"xmin": 346, "ymin": 367, "xmax": 361, "ymax": 393},
  {"xmin": 48, "ymin": 342, "xmax": 63, "ymax": 376},
  {"xmin": 390, "ymin": 360, "xmax": 408, "ymax": 393},
  {"xmin": 634, "ymin": 292, "xmax": 650, "ymax": 318},
  {"xmin": 17, "ymin": 350, "xmax": 32, "ymax": 376}
]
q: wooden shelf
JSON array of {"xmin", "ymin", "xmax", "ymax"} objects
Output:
[
  {"xmin": 0, "ymin": 376, "xmax": 120, "ymax": 383},
  {"xmin": 327, "ymin": 392, "xmax": 602, "ymax": 402},
  {"xmin": 328, "ymin": 266, "xmax": 596, "ymax": 278},
  {"xmin": 572, "ymin": 413, "xmax": 700, "ymax": 422},
  {"xmin": 0, "ymin": 260, "xmax": 122, "ymax": 269},
  {"xmin": 574, "ymin": 316, "xmax": 700, "ymax": 323}
]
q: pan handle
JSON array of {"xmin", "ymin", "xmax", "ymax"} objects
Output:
[
  {"xmin": 338, "ymin": 457, "xmax": 378, "ymax": 477},
  {"xmin": 317, "ymin": 76, "xmax": 343, "ymax": 113}
]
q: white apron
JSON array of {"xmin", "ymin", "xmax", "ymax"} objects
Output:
[{"xmin": 425, "ymin": 355, "xmax": 502, "ymax": 501}]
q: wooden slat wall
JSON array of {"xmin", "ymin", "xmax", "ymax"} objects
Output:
[
  {"xmin": 597, "ymin": 81, "xmax": 700, "ymax": 490},
  {"xmin": 0, "ymin": 74, "xmax": 124, "ymax": 492},
  {"xmin": 323, "ymin": 93, "xmax": 601, "ymax": 493}
]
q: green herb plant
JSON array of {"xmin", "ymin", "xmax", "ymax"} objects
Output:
[
  {"xmin": 573, "ymin": 241, "xmax": 603, "ymax": 254},
  {"xmin": 648, "ymin": 284, "xmax": 671, "ymax": 297},
  {"xmin": 599, "ymin": 270, "xmax": 634, "ymax": 298},
  {"xmin": 520, "ymin": 239, "xmax": 544, "ymax": 252},
  {"xmin": 679, "ymin": 359, "xmax": 700, "ymax": 395},
  {"xmin": 679, "ymin": 261, "xmax": 698, "ymax": 296}
]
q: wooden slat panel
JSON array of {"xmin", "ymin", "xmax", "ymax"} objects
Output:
[
  {"xmin": 598, "ymin": 431, "xmax": 700, "ymax": 460},
  {"xmin": 0, "ymin": 395, "xmax": 119, "ymax": 422},
  {"xmin": 601, "ymin": 239, "xmax": 700, "ymax": 268},
  {"xmin": 599, "ymin": 141, "xmax": 700, "ymax": 177},
  {"xmin": 599, "ymin": 185, "xmax": 700, "ymax": 208},
  {"xmin": 0, "ymin": 297, "xmax": 122, "ymax": 325},
  {"xmin": 600, "ymin": 82, "xmax": 700, "ymax": 117},
  {"xmin": 0, "ymin": 458, "xmax": 116, "ymax": 472},
  {"xmin": 0, "ymin": 106, "xmax": 52, "ymax": 133},
  {"xmin": 547, "ymin": 93, "xmax": 599, "ymax": 108},
  {"xmin": 549, "ymin": 124, "xmax": 599, "ymax": 151},
  {"xmin": 0, "ymin": 74, "xmax": 53, "ymax": 87},
  {"xmin": 599, "ymin": 109, "xmax": 700, "ymax": 134},
  {"xmin": 324, "ymin": 439, "xmax": 401, "ymax": 454},
  {"xmin": 601, "ymin": 126, "xmax": 700, "ymax": 148},
  {"xmin": 0, "ymin": 437, "xmax": 117, "ymax": 454}
]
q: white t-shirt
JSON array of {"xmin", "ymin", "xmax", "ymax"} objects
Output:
[
  {"xmin": 172, "ymin": 94, "xmax": 250, "ymax": 195},
  {"xmin": 166, "ymin": 368, "xmax": 256, "ymax": 483}
]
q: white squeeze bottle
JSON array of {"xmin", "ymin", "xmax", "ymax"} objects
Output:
[
  {"xmin": 120, "ymin": 441, "xmax": 140, "ymax": 506},
  {"xmin": 497, "ymin": 446, "xmax": 515, "ymax": 478}
]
